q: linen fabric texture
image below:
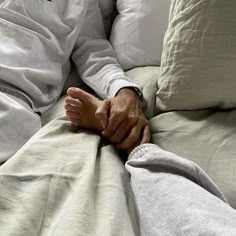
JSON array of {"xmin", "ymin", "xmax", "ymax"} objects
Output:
[{"xmin": 156, "ymin": 0, "xmax": 236, "ymax": 111}]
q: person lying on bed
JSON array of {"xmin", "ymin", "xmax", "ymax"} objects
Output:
[{"xmin": 0, "ymin": 0, "xmax": 150, "ymax": 163}]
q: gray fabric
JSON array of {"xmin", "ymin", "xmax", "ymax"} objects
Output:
[
  {"xmin": 127, "ymin": 144, "xmax": 236, "ymax": 236},
  {"xmin": 0, "ymin": 92, "xmax": 41, "ymax": 163},
  {"xmin": 150, "ymin": 110, "xmax": 236, "ymax": 208},
  {"xmin": 98, "ymin": 0, "xmax": 115, "ymax": 37}
]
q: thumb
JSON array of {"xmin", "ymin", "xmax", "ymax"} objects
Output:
[{"xmin": 95, "ymin": 100, "xmax": 110, "ymax": 129}]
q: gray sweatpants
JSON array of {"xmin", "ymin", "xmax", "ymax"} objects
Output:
[{"xmin": 126, "ymin": 144, "xmax": 236, "ymax": 236}]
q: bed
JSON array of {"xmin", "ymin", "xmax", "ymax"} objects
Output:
[
  {"xmin": 1, "ymin": 0, "xmax": 236, "ymax": 234},
  {"xmin": 0, "ymin": 66, "xmax": 235, "ymax": 235}
]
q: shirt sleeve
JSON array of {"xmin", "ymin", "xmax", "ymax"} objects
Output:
[{"xmin": 71, "ymin": 0, "xmax": 142, "ymax": 99}]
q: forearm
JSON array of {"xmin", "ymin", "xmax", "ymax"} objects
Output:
[{"xmin": 71, "ymin": 0, "xmax": 141, "ymax": 99}]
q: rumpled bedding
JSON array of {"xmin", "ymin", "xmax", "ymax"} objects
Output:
[
  {"xmin": 0, "ymin": 66, "xmax": 235, "ymax": 235},
  {"xmin": 151, "ymin": 109, "xmax": 236, "ymax": 208},
  {"xmin": 0, "ymin": 117, "xmax": 140, "ymax": 235}
]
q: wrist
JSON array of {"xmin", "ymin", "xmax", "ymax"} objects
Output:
[{"xmin": 116, "ymin": 87, "xmax": 141, "ymax": 100}]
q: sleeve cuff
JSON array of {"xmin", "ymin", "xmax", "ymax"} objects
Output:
[{"xmin": 107, "ymin": 78, "xmax": 143, "ymax": 98}]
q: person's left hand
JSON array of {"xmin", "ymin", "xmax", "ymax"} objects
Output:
[{"xmin": 95, "ymin": 88, "xmax": 151, "ymax": 153}]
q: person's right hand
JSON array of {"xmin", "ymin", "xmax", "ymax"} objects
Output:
[{"xmin": 95, "ymin": 88, "xmax": 151, "ymax": 153}]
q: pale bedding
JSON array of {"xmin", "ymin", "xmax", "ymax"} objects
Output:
[
  {"xmin": 0, "ymin": 66, "xmax": 235, "ymax": 235},
  {"xmin": 0, "ymin": 117, "xmax": 140, "ymax": 235},
  {"xmin": 151, "ymin": 109, "xmax": 236, "ymax": 208}
]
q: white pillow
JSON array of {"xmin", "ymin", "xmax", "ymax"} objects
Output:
[
  {"xmin": 156, "ymin": 0, "xmax": 236, "ymax": 111},
  {"xmin": 110, "ymin": 0, "xmax": 171, "ymax": 71}
]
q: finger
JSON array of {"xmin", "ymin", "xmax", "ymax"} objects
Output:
[
  {"xmin": 116, "ymin": 123, "xmax": 142, "ymax": 150},
  {"xmin": 109, "ymin": 119, "xmax": 136, "ymax": 143},
  {"xmin": 95, "ymin": 100, "xmax": 110, "ymax": 129},
  {"xmin": 140, "ymin": 124, "xmax": 151, "ymax": 145},
  {"xmin": 65, "ymin": 96, "xmax": 82, "ymax": 107},
  {"xmin": 116, "ymin": 137, "xmax": 140, "ymax": 154},
  {"xmin": 64, "ymin": 103, "xmax": 81, "ymax": 113},
  {"xmin": 102, "ymin": 112, "xmax": 125, "ymax": 138}
]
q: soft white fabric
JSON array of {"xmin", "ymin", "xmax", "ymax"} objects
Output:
[
  {"xmin": 98, "ymin": 0, "xmax": 115, "ymax": 37},
  {"xmin": 99, "ymin": 0, "xmax": 114, "ymax": 19},
  {"xmin": 0, "ymin": 117, "xmax": 140, "ymax": 235},
  {"xmin": 0, "ymin": 0, "xmax": 139, "ymax": 114},
  {"xmin": 110, "ymin": 0, "xmax": 171, "ymax": 70},
  {"xmin": 0, "ymin": 92, "xmax": 41, "ymax": 162},
  {"xmin": 156, "ymin": 0, "xmax": 236, "ymax": 111}
]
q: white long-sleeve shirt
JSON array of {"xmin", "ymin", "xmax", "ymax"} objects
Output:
[{"xmin": 0, "ymin": 0, "xmax": 140, "ymax": 114}]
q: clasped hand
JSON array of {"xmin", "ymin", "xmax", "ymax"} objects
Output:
[{"xmin": 95, "ymin": 88, "xmax": 151, "ymax": 153}]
